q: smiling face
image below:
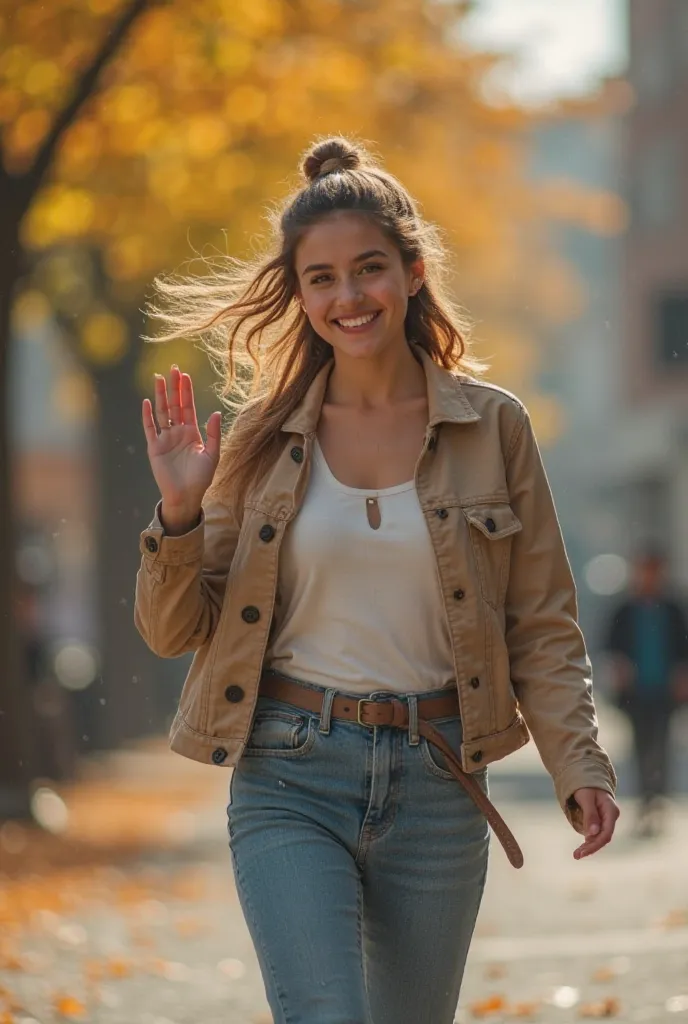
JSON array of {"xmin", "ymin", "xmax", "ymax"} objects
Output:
[{"xmin": 294, "ymin": 211, "xmax": 423, "ymax": 361}]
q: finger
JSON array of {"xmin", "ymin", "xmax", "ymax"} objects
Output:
[
  {"xmin": 574, "ymin": 827, "xmax": 609, "ymax": 858},
  {"xmin": 574, "ymin": 798, "xmax": 617, "ymax": 859},
  {"xmin": 168, "ymin": 364, "xmax": 183, "ymax": 426},
  {"xmin": 142, "ymin": 398, "xmax": 159, "ymax": 446},
  {"xmin": 205, "ymin": 411, "xmax": 222, "ymax": 461},
  {"xmin": 597, "ymin": 796, "xmax": 619, "ymax": 843},
  {"xmin": 583, "ymin": 806, "xmax": 602, "ymax": 840},
  {"xmin": 181, "ymin": 372, "xmax": 198, "ymax": 427},
  {"xmin": 153, "ymin": 374, "xmax": 171, "ymax": 431}
]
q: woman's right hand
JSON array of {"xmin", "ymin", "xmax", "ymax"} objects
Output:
[{"xmin": 142, "ymin": 365, "xmax": 222, "ymax": 529}]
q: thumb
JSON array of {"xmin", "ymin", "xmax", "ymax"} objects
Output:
[{"xmin": 205, "ymin": 411, "xmax": 222, "ymax": 461}]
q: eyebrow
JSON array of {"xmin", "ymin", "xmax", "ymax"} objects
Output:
[{"xmin": 302, "ymin": 249, "xmax": 389, "ymax": 275}]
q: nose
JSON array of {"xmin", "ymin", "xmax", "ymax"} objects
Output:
[{"xmin": 333, "ymin": 277, "xmax": 364, "ymax": 311}]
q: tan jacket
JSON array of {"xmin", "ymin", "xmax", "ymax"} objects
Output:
[{"xmin": 134, "ymin": 346, "xmax": 616, "ymax": 832}]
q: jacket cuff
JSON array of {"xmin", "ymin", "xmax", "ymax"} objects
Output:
[
  {"xmin": 555, "ymin": 757, "xmax": 618, "ymax": 833},
  {"xmin": 139, "ymin": 500, "xmax": 205, "ymax": 565}
]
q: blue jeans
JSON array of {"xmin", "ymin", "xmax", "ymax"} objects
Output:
[{"xmin": 227, "ymin": 674, "xmax": 490, "ymax": 1024}]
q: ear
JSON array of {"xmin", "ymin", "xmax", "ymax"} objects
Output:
[{"xmin": 408, "ymin": 259, "xmax": 425, "ymax": 297}]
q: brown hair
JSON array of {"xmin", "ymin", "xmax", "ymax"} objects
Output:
[{"xmin": 145, "ymin": 136, "xmax": 486, "ymax": 512}]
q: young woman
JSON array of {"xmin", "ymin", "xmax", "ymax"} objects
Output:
[{"xmin": 135, "ymin": 137, "xmax": 619, "ymax": 1024}]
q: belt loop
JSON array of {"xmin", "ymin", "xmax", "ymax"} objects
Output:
[
  {"xmin": 407, "ymin": 695, "xmax": 420, "ymax": 746},
  {"xmin": 319, "ymin": 688, "xmax": 337, "ymax": 734}
]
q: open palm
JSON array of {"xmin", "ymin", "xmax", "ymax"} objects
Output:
[{"xmin": 142, "ymin": 365, "xmax": 222, "ymax": 512}]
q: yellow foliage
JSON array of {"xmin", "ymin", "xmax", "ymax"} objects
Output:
[
  {"xmin": 6, "ymin": 107, "xmax": 51, "ymax": 165},
  {"xmin": 80, "ymin": 311, "xmax": 129, "ymax": 366},
  {"xmin": 22, "ymin": 185, "xmax": 95, "ymax": 247},
  {"xmin": 225, "ymin": 85, "xmax": 267, "ymax": 125},
  {"xmin": 105, "ymin": 236, "xmax": 149, "ymax": 282},
  {"xmin": 53, "ymin": 370, "xmax": 97, "ymax": 422},
  {"xmin": 11, "ymin": 289, "xmax": 52, "ymax": 331},
  {"xmin": 0, "ymin": 87, "xmax": 22, "ymax": 123},
  {"xmin": 186, "ymin": 114, "xmax": 228, "ymax": 158},
  {"xmin": 0, "ymin": 0, "xmax": 610, "ymax": 408}
]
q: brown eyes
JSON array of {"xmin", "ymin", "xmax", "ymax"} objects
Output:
[{"xmin": 309, "ymin": 264, "xmax": 384, "ymax": 286}]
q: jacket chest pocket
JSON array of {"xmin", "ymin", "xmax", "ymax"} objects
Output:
[{"xmin": 463, "ymin": 503, "xmax": 522, "ymax": 608}]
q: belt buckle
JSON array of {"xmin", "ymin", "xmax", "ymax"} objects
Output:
[{"xmin": 357, "ymin": 698, "xmax": 377, "ymax": 727}]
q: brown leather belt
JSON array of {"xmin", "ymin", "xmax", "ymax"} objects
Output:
[{"xmin": 259, "ymin": 671, "xmax": 524, "ymax": 869}]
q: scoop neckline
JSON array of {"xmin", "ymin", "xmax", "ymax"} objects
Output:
[{"xmin": 313, "ymin": 438, "xmax": 415, "ymax": 497}]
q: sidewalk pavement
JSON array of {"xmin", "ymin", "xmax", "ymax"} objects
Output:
[{"xmin": 1, "ymin": 706, "xmax": 687, "ymax": 1023}]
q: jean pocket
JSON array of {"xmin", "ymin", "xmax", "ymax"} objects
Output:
[
  {"xmin": 418, "ymin": 716, "xmax": 487, "ymax": 789},
  {"xmin": 418, "ymin": 715, "xmax": 465, "ymax": 780},
  {"xmin": 243, "ymin": 708, "xmax": 315, "ymax": 758}
]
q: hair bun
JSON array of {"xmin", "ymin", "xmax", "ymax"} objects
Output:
[{"xmin": 302, "ymin": 137, "xmax": 363, "ymax": 183}]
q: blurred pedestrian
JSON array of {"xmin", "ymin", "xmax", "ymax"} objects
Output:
[
  {"xmin": 605, "ymin": 545, "xmax": 688, "ymax": 837},
  {"xmin": 134, "ymin": 136, "xmax": 618, "ymax": 1024}
]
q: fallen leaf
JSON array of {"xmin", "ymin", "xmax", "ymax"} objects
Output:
[
  {"xmin": 510, "ymin": 1002, "xmax": 540, "ymax": 1019},
  {"xmin": 0, "ymin": 957, "xmax": 24, "ymax": 973},
  {"xmin": 591, "ymin": 966, "xmax": 616, "ymax": 983},
  {"xmin": 105, "ymin": 957, "xmax": 132, "ymax": 979},
  {"xmin": 471, "ymin": 995, "xmax": 507, "ymax": 1018},
  {"xmin": 579, "ymin": 997, "xmax": 620, "ymax": 1018},
  {"xmin": 659, "ymin": 909, "xmax": 688, "ymax": 929},
  {"xmin": 54, "ymin": 994, "xmax": 87, "ymax": 1019}
]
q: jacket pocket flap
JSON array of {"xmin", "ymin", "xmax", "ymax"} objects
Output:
[{"xmin": 464, "ymin": 504, "xmax": 522, "ymax": 540}]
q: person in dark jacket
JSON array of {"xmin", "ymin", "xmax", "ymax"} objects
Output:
[{"xmin": 605, "ymin": 545, "xmax": 688, "ymax": 836}]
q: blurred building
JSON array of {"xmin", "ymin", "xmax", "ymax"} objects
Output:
[
  {"xmin": 10, "ymin": 293, "xmax": 100, "ymax": 768},
  {"xmin": 528, "ymin": 0, "xmax": 688, "ymax": 658},
  {"xmin": 597, "ymin": 0, "xmax": 688, "ymax": 587},
  {"xmin": 526, "ymin": 80, "xmax": 628, "ymax": 644},
  {"xmin": 11, "ymin": 293, "xmax": 97, "ymax": 652}
]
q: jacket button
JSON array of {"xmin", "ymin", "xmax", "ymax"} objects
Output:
[
  {"xmin": 211, "ymin": 747, "xmax": 228, "ymax": 765},
  {"xmin": 290, "ymin": 446, "xmax": 304, "ymax": 463},
  {"xmin": 241, "ymin": 606, "xmax": 260, "ymax": 624},
  {"xmin": 144, "ymin": 537, "xmax": 159, "ymax": 553},
  {"xmin": 470, "ymin": 676, "xmax": 480, "ymax": 689},
  {"xmin": 259, "ymin": 524, "xmax": 275, "ymax": 542},
  {"xmin": 435, "ymin": 508, "xmax": 448, "ymax": 519},
  {"xmin": 224, "ymin": 685, "xmax": 244, "ymax": 703},
  {"xmin": 471, "ymin": 750, "xmax": 483, "ymax": 763},
  {"xmin": 485, "ymin": 517, "xmax": 496, "ymax": 533},
  {"xmin": 453, "ymin": 589, "xmax": 465, "ymax": 600}
]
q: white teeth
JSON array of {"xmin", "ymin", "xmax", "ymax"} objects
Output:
[{"xmin": 336, "ymin": 312, "xmax": 378, "ymax": 328}]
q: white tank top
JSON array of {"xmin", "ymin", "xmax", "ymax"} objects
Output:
[{"xmin": 265, "ymin": 438, "xmax": 456, "ymax": 694}]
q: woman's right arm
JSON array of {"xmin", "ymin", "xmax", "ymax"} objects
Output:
[
  {"xmin": 134, "ymin": 495, "xmax": 241, "ymax": 658},
  {"xmin": 134, "ymin": 365, "xmax": 235, "ymax": 657}
]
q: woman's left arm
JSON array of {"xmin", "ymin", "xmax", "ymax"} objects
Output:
[{"xmin": 503, "ymin": 405, "xmax": 618, "ymax": 843}]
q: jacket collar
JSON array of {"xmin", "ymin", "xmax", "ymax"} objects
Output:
[{"xmin": 281, "ymin": 343, "xmax": 481, "ymax": 435}]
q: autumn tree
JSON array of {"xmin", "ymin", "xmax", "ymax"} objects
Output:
[{"xmin": 0, "ymin": 0, "xmax": 598, "ymax": 808}]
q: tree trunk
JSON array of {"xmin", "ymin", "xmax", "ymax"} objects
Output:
[{"xmin": 0, "ymin": 216, "xmax": 36, "ymax": 817}]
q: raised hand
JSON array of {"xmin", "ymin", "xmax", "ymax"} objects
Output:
[{"xmin": 142, "ymin": 365, "xmax": 222, "ymax": 532}]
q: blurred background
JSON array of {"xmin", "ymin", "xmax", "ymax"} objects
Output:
[{"xmin": 1, "ymin": 1, "xmax": 687, "ymax": 1021}]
